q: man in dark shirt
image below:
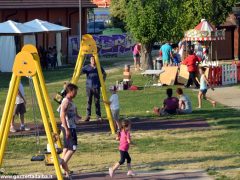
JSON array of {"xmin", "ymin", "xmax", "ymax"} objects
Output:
[{"xmin": 82, "ymin": 56, "xmax": 106, "ymax": 121}]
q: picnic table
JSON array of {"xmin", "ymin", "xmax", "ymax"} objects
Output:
[{"xmin": 141, "ymin": 69, "xmax": 165, "ymax": 88}]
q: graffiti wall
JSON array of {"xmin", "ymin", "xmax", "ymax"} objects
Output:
[{"xmin": 68, "ymin": 34, "xmax": 135, "ymax": 62}]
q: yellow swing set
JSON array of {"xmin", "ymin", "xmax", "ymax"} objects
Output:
[{"xmin": 0, "ymin": 34, "xmax": 115, "ymax": 179}]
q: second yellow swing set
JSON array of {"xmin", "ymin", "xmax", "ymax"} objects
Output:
[
  {"xmin": 0, "ymin": 34, "xmax": 115, "ymax": 180},
  {"xmin": 55, "ymin": 34, "xmax": 116, "ymax": 134}
]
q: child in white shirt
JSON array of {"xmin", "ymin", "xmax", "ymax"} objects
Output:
[{"xmin": 105, "ymin": 86, "xmax": 120, "ymax": 132}]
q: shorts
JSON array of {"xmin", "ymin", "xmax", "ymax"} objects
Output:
[
  {"xmin": 200, "ymin": 89, "xmax": 207, "ymax": 95},
  {"xmin": 61, "ymin": 127, "xmax": 77, "ymax": 151},
  {"xmin": 133, "ymin": 54, "xmax": 140, "ymax": 58},
  {"xmin": 165, "ymin": 109, "xmax": 177, "ymax": 114},
  {"xmin": 14, "ymin": 103, "xmax": 26, "ymax": 115},
  {"xmin": 111, "ymin": 109, "xmax": 120, "ymax": 121},
  {"xmin": 159, "ymin": 109, "xmax": 176, "ymax": 116},
  {"xmin": 178, "ymin": 109, "xmax": 192, "ymax": 114},
  {"xmin": 162, "ymin": 59, "xmax": 170, "ymax": 65}
]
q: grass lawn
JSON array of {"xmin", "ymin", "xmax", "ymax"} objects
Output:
[{"xmin": 0, "ymin": 55, "xmax": 240, "ymax": 179}]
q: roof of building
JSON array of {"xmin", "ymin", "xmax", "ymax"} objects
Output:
[
  {"xmin": 221, "ymin": 14, "xmax": 237, "ymax": 27},
  {"xmin": 0, "ymin": 0, "xmax": 97, "ymax": 9}
]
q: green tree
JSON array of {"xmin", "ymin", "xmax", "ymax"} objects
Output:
[{"xmin": 110, "ymin": 0, "xmax": 236, "ymax": 69}]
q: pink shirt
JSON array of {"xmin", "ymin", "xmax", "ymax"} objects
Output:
[
  {"xmin": 133, "ymin": 44, "xmax": 140, "ymax": 55},
  {"xmin": 119, "ymin": 130, "xmax": 131, "ymax": 151}
]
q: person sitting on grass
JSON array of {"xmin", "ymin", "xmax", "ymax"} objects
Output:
[
  {"xmin": 176, "ymin": 88, "xmax": 192, "ymax": 114},
  {"xmin": 109, "ymin": 120, "xmax": 135, "ymax": 178},
  {"xmin": 198, "ymin": 67, "xmax": 216, "ymax": 108},
  {"xmin": 46, "ymin": 133, "xmax": 70, "ymax": 178},
  {"xmin": 60, "ymin": 83, "xmax": 79, "ymax": 178},
  {"xmin": 153, "ymin": 88, "xmax": 179, "ymax": 116}
]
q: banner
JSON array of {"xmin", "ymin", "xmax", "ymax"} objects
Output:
[{"xmin": 68, "ymin": 34, "xmax": 135, "ymax": 62}]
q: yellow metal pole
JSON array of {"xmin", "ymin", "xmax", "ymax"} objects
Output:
[
  {"xmin": 34, "ymin": 55, "xmax": 62, "ymax": 148},
  {"xmin": 32, "ymin": 75, "xmax": 63, "ymax": 180},
  {"xmin": 0, "ymin": 74, "xmax": 17, "ymax": 145},
  {"xmin": 94, "ymin": 54, "xmax": 115, "ymax": 134},
  {"xmin": 21, "ymin": 45, "xmax": 62, "ymax": 148},
  {"xmin": 0, "ymin": 76, "xmax": 20, "ymax": 166},
  {"xmin": 71, "ymin": 51, "xmax": 85, "ymax": 85}
]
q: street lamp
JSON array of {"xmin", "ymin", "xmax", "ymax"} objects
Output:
[{"xmin": 79, "ymin": 0, "xmax": 82, "ymax": 43}]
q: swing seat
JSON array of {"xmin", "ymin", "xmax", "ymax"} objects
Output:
[
  {"xmin": 31, "ymin": 154, "xmax": 45, "ymax": 161},
  {"xmin": 44, "ymin": 148, "xmax": 63, "ymax": 166}
]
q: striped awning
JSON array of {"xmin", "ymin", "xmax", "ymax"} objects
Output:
[{"xmin": 184, "ymin": 19, "xmax": 225, "ymax": 41}]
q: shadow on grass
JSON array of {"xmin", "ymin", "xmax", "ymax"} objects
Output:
[
  {"xmin": 191, "ymin": 108, "xmax": 240, "ymax": 129},
  {"xmin": 148, "ymin": 154, "xmax": 240, "ymax": 168},
  {"xmin": 9, "ymin": 118, "xmax": 210, "ymax": 137}
]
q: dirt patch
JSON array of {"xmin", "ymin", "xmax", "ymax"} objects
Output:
[{"xmin": 9, "ymin": 118, "xmax": 210, "ymax": 137}]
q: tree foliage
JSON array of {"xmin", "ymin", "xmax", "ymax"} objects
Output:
[{"xmin": 110, "ymin": 0, "xmax": 236, "ymax": 69}]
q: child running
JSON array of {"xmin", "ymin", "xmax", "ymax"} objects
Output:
[
  {"xmin": 198, "ymin": 67, "xmax": 216, "ymax": 108},
  {"xmin": 109, "ymin": 120, "xmax": 135, "ymax": 178},
  {"xmin": 60, "ymin": 83, "xmax": 79, "ymax": 178}
]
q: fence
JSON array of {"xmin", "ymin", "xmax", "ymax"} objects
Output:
[
  {"xmin": 232, "ymin": 61, "xmax": 240, "ymax": 83},
  {"xmin": 207, "ymin": 64, "xmax": 238, "ymax": 86}
]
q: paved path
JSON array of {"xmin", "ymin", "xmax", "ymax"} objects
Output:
[
  {"xmin": 70, "ymin": 170, "xmax": 213, "ymax": 180},
  {"xmin": 206, "ymin": 86, "xmax": 240, "ymax": 110}
]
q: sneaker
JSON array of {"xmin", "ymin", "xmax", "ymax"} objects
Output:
[
  {"xmin": 127, "ymin": 170, "xmax": 136, "ymax": 176},
  {"xmin": 84, "ymin": 116, "xmax": 90, "ymax": 122},
  {"xmin": 20, "ymin": 125, "xmax": 30, "ymax": 131},
  {"xmin": 10, "ymin": 126, "xmax": 16, "ymax": 133},
  {"xmin": 97, "ymin": 117, "xmax": 103, "ymax": 122},
  {"xmin": 66, "ymin": 174, "xmax": 72, "ymax": 180},
  {"xmin": 109, "ymin": 167, "xmax": 114, "ymax": 178}
]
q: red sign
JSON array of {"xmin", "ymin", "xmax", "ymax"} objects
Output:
[{"xmin": 92, "ymin": 0, "xmax": 110, "ymax": 8}]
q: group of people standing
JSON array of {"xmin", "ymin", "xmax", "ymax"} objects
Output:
[{"xmin": 39, "ymin": 46, "xmax": 58, "ymax": 70}]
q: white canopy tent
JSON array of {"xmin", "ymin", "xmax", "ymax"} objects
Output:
[
  {"xmin": 24, "ymin": 19, "xmax": 70, "ymax": 67},
  {"xmin": 0, "ymin": 19, "xmax": 70, "ymax": 72},
  {"xmin": 0, "ymin": 20, "xmax": 43, "ymax": 72},
  {"xmin": 24, "ymin": 19, "xmax": 70, "ymax": 32}
]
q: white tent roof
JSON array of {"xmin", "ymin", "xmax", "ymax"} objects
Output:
[
  {"xmin": 0, "ymin": 20, "xmax": 43, "ymax": 35},
  {"xmin": 24, "ymin": 19, "xmax": 70, "ymax": 32}
]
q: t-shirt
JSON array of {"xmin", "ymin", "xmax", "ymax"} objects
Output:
[
  {"xmin": 182, "ymin": 54, "xmax": 201, "ymax": 72},
  {"xmin": 82, "ymin": 65, "xmax": 105, "ymax": 89},
  {"xmin": 133, "ymin": 44, "xmax": 140, "ymax": 55},
  {"xmin": 164, "ymin": 97, "xmax": 179, "ymax": 111},
  {"xmin": 200, "ymin": 74, "xmax": 207, "ymax": 90},
  {"xmin": 16, "ymin": 83, "xmax": 25, "ymax": 104},
  {"xmin": 60, "ymin": 97, "xmax": 77, "ymax": 129},
  {"xmin": 119, "ymin": 130, "xmax": 131, "ymax": 152},
  {"xmin": 179, "ymin": 94, "xmax": 192, "ymax": 112},
  {"xmin": 160, "ymin": 43, "xmax": 172, "ymax": 61},
  {"xmin": 110, "ymin": 94, "xmax": 119, "ymax": 110}
]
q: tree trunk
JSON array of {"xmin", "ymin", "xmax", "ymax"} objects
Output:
[{"xmin": 141, "ymin": 43, "xmax": 153, "ymax": 70}]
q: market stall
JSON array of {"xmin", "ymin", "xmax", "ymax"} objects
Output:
[{"xmin": 185, "ymin": 19, "xmax": 225, "ymax": 63}]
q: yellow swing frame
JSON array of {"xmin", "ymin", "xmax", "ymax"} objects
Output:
[
  {"xmin": 0, "ymin": 45, "xmax": 63, "ymax": 180},
  {"xmin": 69, "ymin": 34, "xmax": 115, "ymax": 134}
]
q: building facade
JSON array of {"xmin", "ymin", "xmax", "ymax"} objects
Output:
[{"xmin": 0, "ymin": 0, "xmax": 97, "ymax": 62}]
